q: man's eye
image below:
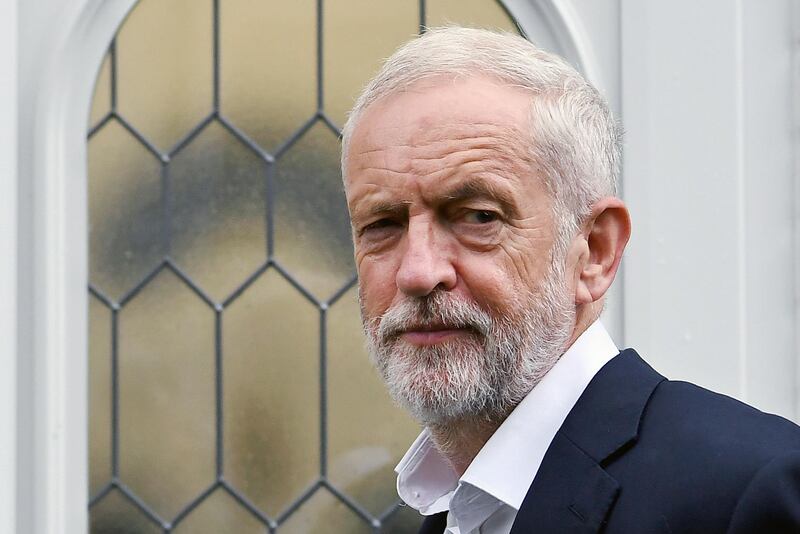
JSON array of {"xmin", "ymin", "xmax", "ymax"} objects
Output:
[
  {"xmin": 362, "ymin": 219, "xmax": 399, "ymax": 234},
  {"xmin": 463, "ymin": 210, "xmax": 500, "ymax": 224}
]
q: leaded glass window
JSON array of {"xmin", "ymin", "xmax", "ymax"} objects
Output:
[{"xmin": 87, "ymin": 1, "xmax": 521, "ymax": 531}]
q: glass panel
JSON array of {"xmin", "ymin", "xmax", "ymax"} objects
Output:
[
  {"xmin": 425, "ymin": 0, "xmax": 518, "ymax": 32},
  {"xmin": 220, "ymin": 0, "xmax": 316, "ymax": 152},
  {"xmin": 89, "ymin": 51, "xmax": 111, "ymax": 128},
  {"xmin": 277, "ymin": 489, "xmax": 371, "ymax": 534},
  {"xmin": 89, "ymin": 295, "xmax": 112, "ymax": 497},
  {"xmin": 274, "ymin": 123, "xmax": 353, "ymax": 301},
  {"xmin": 170, "ymin": 121, "xmax": 267, "ymax": 303},
  {"xmin": 89, "ymin": 120, "xmax": 164, "ymax": 301},
  {"xmin": 173, "ymin": 489, "xmax": 265, "ymax": 533},
  {"xmin": 327, "ymin": 287, "xmax": 421, "ymax": 516},
  {"xmin": 90, "ymin": 489, "xmax": 161, "ymax": 534},
  {"xmin": 118, "ymin": 268, "xmax": 216, "ymax": 520},
  {"xmin": 380, "ymin": 504, "xmax": 425, "ymax": 533},
  {"xmin": 223, "ymin": 269, "xmax": 320, "ymax": 518},
  {"xmin": 116, "ymin": 0, "xmax": 213, "ymax": 151},
  {"xmin": 90, "ymin": 0, "xmax": 525, "ymax": 528},
  {"xmin": 324, "ymin": 0, "xmax": 418, "ymax": 126}
]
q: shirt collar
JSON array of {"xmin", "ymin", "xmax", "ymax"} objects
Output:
[
  {"xmin": 395, "ymin": 320, "xmax": 619, "ymax": 515},
  {"xmin": 394, "ymin": 428, "xmax": 457, "ymax": 514}
]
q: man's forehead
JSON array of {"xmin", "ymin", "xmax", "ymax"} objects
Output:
[
  {"xmin": 345, "ymin": 76, "xmax": 542, "ymax": 202},
  {"xmin": 351, "ymin": 76, "xmax": 533, "ymax": 147},
  {"xmin": 354, "ymin": 118, "xmax": 527, "ymax": 153}
]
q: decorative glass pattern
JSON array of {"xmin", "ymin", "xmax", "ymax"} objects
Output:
[{"xmin": 88, "ymin": 1, "xmax": 520, "ymax": 531}]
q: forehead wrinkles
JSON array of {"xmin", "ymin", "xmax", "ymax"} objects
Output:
[
  {"xmin": 411, "ymin": 123, "xmax": 533, "ymax": 179},
  {"xmin": 353, "ymin": 120, "xmax": 533, "ymax": 178}
]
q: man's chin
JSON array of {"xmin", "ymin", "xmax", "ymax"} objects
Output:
[
  {"xmin": 392, "ymin": 392, "xmax": 477, "ymax": 426},
  {"xmin": 383, "ymin": 367, "xmax": 493, "ymax": 425}
]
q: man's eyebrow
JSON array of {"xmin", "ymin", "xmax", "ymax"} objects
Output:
[
  {"xmin": 442, "ymin": 179, "xmax": 519, "ymax": 217},
  {"xmin": 353, "ymin": 199, "xmax": 411, "ymax": 221}
]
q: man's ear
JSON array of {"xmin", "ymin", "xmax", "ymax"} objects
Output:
[{"xmin": 574, "ymin": 197, "xmax": 631, "ymax": 305}]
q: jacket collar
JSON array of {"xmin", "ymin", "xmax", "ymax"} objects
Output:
[{"xmin": 510, "ymin": 349, "xmax": 665, "ymax": 533}]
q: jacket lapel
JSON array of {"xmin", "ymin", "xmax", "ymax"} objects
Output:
[{"xmin": 511, "ymin": 349, "xmax": 665, "ymax": 533}]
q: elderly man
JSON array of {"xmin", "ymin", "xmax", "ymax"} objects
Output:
[{"xmin": 341, "ymin": 27, "xmax": 800, "ymax": 533}]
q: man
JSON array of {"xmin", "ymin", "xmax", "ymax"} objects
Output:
[{"xmin": 341, "ymin": 27, "xmax": 800, "ymax": 533}]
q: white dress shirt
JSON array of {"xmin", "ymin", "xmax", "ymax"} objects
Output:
[{"xmin": 395, "ymin": 321, "xmax": 619, "ymax": 534}]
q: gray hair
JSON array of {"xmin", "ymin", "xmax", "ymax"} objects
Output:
[{"xmin": 341, "ymin": 26, "xmax": 622, "ymax": 251}]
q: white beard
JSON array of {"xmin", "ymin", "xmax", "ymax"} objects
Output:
[{"xmin": 362, "ymin": 258, "xmax": 575, "ymax": 426}]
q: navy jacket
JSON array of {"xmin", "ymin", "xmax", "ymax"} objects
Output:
[{"xmin": 419, "ymin": 349, "xmax": 800, "ymax": 533}]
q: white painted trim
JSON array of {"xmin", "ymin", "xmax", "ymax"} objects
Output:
[
  {"xmin": 542, "ymin": 0, "xmax": 607, "ymax": 95},
  {"xmin": 1, "ymin": 1, "xmax": 18, "ymax": 532},
  {"xmin": 16, "ymin": 1, "xmax": 136, "ymax": 531},
  {"xmin": 734, "ymin": 0, "xmax": 748, "ymax": 403},
  {"xmin": 618, "ymin": 0, "xmax": 799, "ymax": 410},
  {"xmin": 618, "ymin": 0, "xmax": 648, "ymax": 354},
  {"xmin": 502, "ymin": 0, "xmax": 606, "ymax": 93},
  {"xmin": 793, "ymin": 0, "xmax": 800, "ymax": 420}
]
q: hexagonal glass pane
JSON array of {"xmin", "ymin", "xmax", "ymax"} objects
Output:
[
  {"xmin": 90, "ymin": 489, "xmax": 161, "ymax": 534},
  {"xmin": 277, "ymin": 488, "xmax": 372, "ymax": 534},
  {"xmin": 89, "ymin": 294, "xmax": 112, "ymax": 497},
  {"xmin": 173, "ymin": 489, "xmax": 266, "ymax": 533},
  {"xmin": 223, "ymin": 269, "xmax": 320, "ymax": 518},
  {"xmin": 274, "ymin": 122, "xmax": 353, "ymax": 301},
  {"xmin": 220, "ymin": 0, "xmax": 316, "ymax": 152},
  {"xmin": 116, "ymin": 0, "xmax": 213, "ymax": 151},
  {"xmin": 89, "ymin": 51, "xmax": 112, "ymax": 129},
  {"xmin": 327, "ymin": 287, "xmax": 421, "ymax": 516},
  {"xmin": 118, "ymin": 268, "xmax": 216, "ymax": 520},
  {"xmin": 380, "ymin": 504, "xmax": 425, "ymax": 533},
  {"xmin": 324, "ymin": 0, "xmax": 418, "ymax": 126},
  {"xmin": 425, "ymin": 0, "xmax": 519, "ymax": 32},
  {"xmin": 170, "ymin": 121, "xmax": 267, "ymax": 303},
  {"xmin": 89, "ymin": 120, "xmax": 164, "ymax": 301}
]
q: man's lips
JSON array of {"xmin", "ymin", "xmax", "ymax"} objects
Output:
[{"xmin": 397, "ymin": 325, "xmax": 471, "ymax": 346}]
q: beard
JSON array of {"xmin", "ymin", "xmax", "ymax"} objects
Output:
[{"xmin": 362, "ymin": 256, "xmax": 576, "ymax": 426}]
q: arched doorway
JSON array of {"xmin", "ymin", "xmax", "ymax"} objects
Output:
[{"xmin": 17, "ymin": 0, "xmax": 605, "ymax": 531}]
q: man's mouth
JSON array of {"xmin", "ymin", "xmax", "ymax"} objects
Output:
[{"xmin": 396, "ymin": 324, "xmax": 472, "ymax": 346}]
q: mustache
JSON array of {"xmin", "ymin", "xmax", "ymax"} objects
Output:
[{"xmin": 375, "ymin": 292, "xmax": 493, "ymax": 341}]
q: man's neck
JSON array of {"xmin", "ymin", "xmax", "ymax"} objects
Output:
[
  {"xmin": 428, "ymin": 416, "xmax": 507, "ymax": 476},
  {"xmin": 564, "ymin": 302, "xmax": 601, "ymax": 351}
]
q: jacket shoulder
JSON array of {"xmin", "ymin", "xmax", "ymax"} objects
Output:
[
  {"xmin": 645, "ymin": 379, "xmax": 800, "ymax": 458},
  {"xmin": 602, "ymin": 372, "xmax": 800, "ymax": 532},
  {"xmin": 727, "ymin": 450, "xmax": 800, "ymax": 533}
]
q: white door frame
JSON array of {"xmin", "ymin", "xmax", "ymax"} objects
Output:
[
  {"xmin": 15, "ymin": 1, "xmax": 138, "ymax": 532},
  {"xmin": 1, "ymin": 1, "xmax": 19, "ymax": 532},
  {"xmin": 12, "ymin": 1, "xmax": 601, "ymax": 531}
]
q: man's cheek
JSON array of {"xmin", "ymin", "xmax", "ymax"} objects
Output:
[{"xmin": 358, "ymin": 270, "xmax": 395, "ymax": 317}]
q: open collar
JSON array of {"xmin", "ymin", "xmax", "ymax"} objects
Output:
[
  {"xmin": 397, "ymin": 321, "xmax": 619, "ymax": 523},
  {"xmin": 460, "ymin": 321, "xmax": 620, "ymax": 510}
]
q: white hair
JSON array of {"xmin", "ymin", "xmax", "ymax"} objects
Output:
[{"xmin": 341, "ymin": 26, "xmax": 622, "ymax": 250}]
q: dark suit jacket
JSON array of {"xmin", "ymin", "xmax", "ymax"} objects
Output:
[{"xmin": 419, "ymin": 349, "xmax": 800, "ymax": 533}]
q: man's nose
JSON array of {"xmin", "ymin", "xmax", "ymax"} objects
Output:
[{"xmin": 395, "ymin": 221, "xmax": 457, "ymax": 297}]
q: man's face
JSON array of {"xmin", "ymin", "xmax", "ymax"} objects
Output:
[{"xmin": 345, "ymin": 76, "xmax": 576, "ymax": 424}]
